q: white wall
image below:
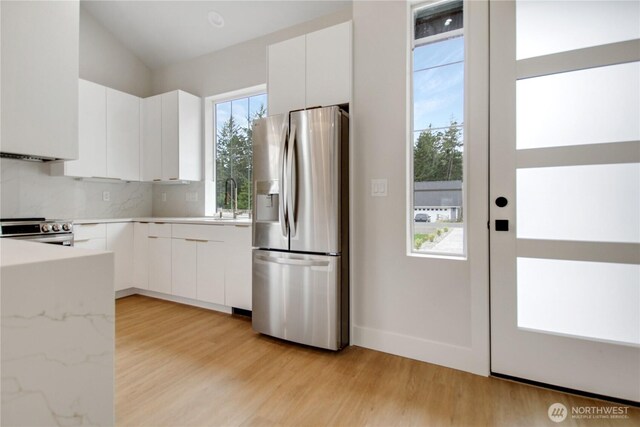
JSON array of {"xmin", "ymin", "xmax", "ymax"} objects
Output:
[
  {"xmin": 151, "ymin": 8, "xmax": 352, "ymax": 97},
  {"xmin": 350, "ymin": 1, "xmax": 489, "ymax": 375},
  {"xmin": 80, "ymin": 6, "xmax": 152, "ymax": 98},
  {"xmin": 0, "ymin": 159, "xmax": 152, "ymax": 219}
]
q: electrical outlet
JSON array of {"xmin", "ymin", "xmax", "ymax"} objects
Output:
[
  {"xmin": 161, "ymin": 192, "xmax": 167, "ymax": 202},
  {"xmin": 371, "ymin": 179, "xmax": 388, "ymax": 197},
  {"xmin": 102, "ymin": 191, "xmax": 110, "ymax": 202}
]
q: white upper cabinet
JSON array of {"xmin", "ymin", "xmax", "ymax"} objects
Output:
[
  {"xmin": 63, "ymin": 80, "xmax": 107, "ymax": 178},
  {"xmin": 267, "ymin": 21, "xmax": 352, "ymax": 115},
  {"xmin": 142, "ymin": 90, "xmax": 202, "ymax": 182},
  {"xmin": 52, "ymin": 80, "xmax": 141, "ymax": 181},
  {"xmin": 141, "ymin": 95, "xmax": 162, "ymax": 181},
  {"xmin": 161, "ymin": 91, "xmax": 180, "ymax": 180},
  {"xmin": 268, "ymin": 36, "xmax": 306, "ymax": 116},
  {"xmin": 1, "ymin": 1, "xmax": 79, "ymax": 160},
  {"xmin": 107, "ymin": 88, "xmax": 140, "ymax": 181},
  {"xmin": 306, "ymin": 21, "xmax": 352, "ymax": 108}
]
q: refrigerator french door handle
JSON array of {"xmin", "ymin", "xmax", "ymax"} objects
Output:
[
  {"xmin": 279, "ymin": 122, "xmax": 289, "ymax": 238},
  {"xmin": 287, "ymin": 124, "xmax": 297, "ymax": 238}
]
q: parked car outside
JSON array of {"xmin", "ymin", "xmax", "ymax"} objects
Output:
[{"xmin": 414, "ymin": 213, "xmax": 430, "ymax": 222}]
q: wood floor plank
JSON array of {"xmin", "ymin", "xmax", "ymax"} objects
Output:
[{"xmin": 116, "ymin": 295, "xmax": 639, "ymax": 426}]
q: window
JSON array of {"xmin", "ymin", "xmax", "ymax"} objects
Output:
[
  {"xmin": 410, "ymin": 0, "xmax": 465, "ymax": 256},
  {"xmin": 214, "ymin": 92, "xmax": 267, "ymax": 214}
]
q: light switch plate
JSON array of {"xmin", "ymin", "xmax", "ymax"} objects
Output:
[
  {"xmin": 371, "ymin": 179, "xmax": 388, "ymax": 197},
  {"xmin": 161, "ymin": 192, "xmax": 167, "ymax": 202},
  {"xmin": 102, "ymin": 191, "xmax": 110, "ymax": 202}
]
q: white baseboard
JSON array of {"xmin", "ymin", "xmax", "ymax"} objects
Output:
[
  {"xmin": 115, "ymin": 288, "xmax": 233, "ymax": 315},
  {"xmin": 352, "ymin": 325, "xmax": 488, "ymax": 376},
  {"xmin": 115, "ymin": 288, "xmax": 138, "ymax": 299}
]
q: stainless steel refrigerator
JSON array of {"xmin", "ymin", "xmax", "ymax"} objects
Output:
[{"xmin": 251, "ymin": 106, "xmax": 349, "ymax": 350}]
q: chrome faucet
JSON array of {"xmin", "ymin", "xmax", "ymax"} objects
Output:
[{"xmin": 224, "ymin": 178, "xmax": 238, "ymax": 219}]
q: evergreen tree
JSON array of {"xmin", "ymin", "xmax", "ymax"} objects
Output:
[
  {"xmin": 413, "ymin": 120, "xmax": 463, "ymax": 183},
  {"xmin": 216, "ymin": 103, "xmax": 267, "ymax": 211}
]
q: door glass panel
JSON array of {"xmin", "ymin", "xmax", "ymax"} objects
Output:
[
  {"xmin": 517, "ymin": 163, "xmax": 640, "ymax": 243},
  {"xmin": 517, "ymin": 257, "xmax": 640, "ymax": 346},
  {"xmin": 516, "ymin": 0, "xmax": 640, "ymax": 60},
  {"xmin": 517, "ymin": 62, "xmax": 640, "ymax": 150}
]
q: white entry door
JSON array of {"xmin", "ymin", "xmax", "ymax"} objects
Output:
[{"xmin": 490, "ymin": 1, "xmax": 640, "ymax": 402}]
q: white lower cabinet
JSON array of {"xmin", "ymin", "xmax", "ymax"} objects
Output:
[
  {"xmin": 106, "ymin": 223, "xmax": 133, "ymax": 291},
  {"xmin": 74, "ymin": 238, "xmax": 106, "ymax": 251},
  {"xmin": 88, "ymin": 220, "xmax": 252, "ymax": 309},
  {"xmin": 224, "ymin": 225, "xmax": 252, "ymax": 310},
  {"xmin": 171, "ymin": 239, "xmax": 197, "ymax": 299},
  {"xmin": 74, "ymin": 222, "xmax": 132, "ymax": 291},
  {"xmin": 133, "ymin": 222, "xmax": 149, "ymax": 289},
  {"xmin": 196, "ymin": 240, "xmax": 226, "ymax": 305},
  {"xmin": 148, "ymin": 236, "xmax": 172, "ymax": 294}
]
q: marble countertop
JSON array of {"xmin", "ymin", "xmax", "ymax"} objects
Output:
[
  {"xmin": 73, "ymin": 217, "xmax": 252, "ymax": 226},
  {"xmin": 1, "ymin": 239, "xmax": 108, "ymax": 267}
]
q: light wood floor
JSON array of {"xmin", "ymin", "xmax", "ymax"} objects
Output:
[{"xmin": 116, "ymin": 295, "xmax": 638, "ymax": 426}]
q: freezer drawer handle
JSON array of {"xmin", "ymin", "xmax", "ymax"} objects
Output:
[{"xmin": 255, "ymin": 254, "xmax": 329, "ymax": 267}]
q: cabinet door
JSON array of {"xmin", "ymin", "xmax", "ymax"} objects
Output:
[
  {"xmin": 74, "ymin": 238, "xmax": 106, "ymax": 250},
  {"xmin": 161, "ymin": 91, "xmax": 180, "ymax": 181},
  {"xmin": 171, "ymin": 238, "xmax": 197, "ymax": 299},
  {"xmin": 65, "ymin": 80, "xmax": 107, "ymax": 178},
  {"xmin": 133, "ymin": 222, "xmax": 149, "ymax": 289},
  {"xmin": 306, "ymin": 21, "xmax": 352, "ymax": 108},
  {"xmin": 1, "ymin": 1, "xmax": 79, "ymax": 160},
  {"xmin": 107, "ymin": 88, "xmax": 140, "ymax": 181},
  {"xmin": 177, "ymin": 92, "xmax": 202, "ymax": 181},
  {"xmin": 141, "ymin": 95, "xmax": 162, "ymax": 181},
  {"xmin": 225, "ymin": 225, "xmax": 252, "ymax": 310},
  {"xmin": 268, "ymin": 35, "xmax": 306, "ymax": 115},
  {"xmin": 148, "ymin": 237, "xmax": 172, "ymax": 294},
  {"xmin": 106, "ymin": 223, "xmax": 134, "ymax": 291},
  {"xmin": 196, "ymin": 240, "xmax": 225, "ymax": 305}
]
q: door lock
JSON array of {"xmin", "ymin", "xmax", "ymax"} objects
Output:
[
  {"xmin": 495, "ymin": 196, "xmax": 508, "ymax": 207},
  {"xmin": 495, "ymin": 220, "xmax": 509, "ymax": 231}
]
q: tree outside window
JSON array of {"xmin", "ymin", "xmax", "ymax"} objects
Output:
[{"xmin": 215, "ymin": 94, "xmax": 267, "ymax": 213}]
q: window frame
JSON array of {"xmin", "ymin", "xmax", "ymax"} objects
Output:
[
  {"xmin": 204, "ymin": 84, "xmax": 267, "ymax": 216},
  {"xmin": 407, "ymin": 0, "xmax": 468, "ymax": 259}
]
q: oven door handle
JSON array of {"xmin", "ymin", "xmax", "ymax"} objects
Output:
[{"xmin": 10, "ymin": 235, "xmax": 74, "ymax": 245}]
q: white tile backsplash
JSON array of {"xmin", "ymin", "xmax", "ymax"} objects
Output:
[
  {"xmin": 0, "ymin": 159, "xmax": 152, "ymax": 219},
  {"xmin": 152, "ymin": 181, "xmax": 206, "ymax": 217}
]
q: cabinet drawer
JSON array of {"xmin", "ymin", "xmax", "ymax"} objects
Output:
[
  {"xmin": 74, "ymin": 238, "xmax": 106, "ymax": 250},
  {"xmin": 171, "ymin": 224, "xmax": 230, "ymax": 242},
  {"xmin": 148, "ymin": 222, "xmax": 172, "ymax": 237},
  {"xmin": 74, "ymin": 223, "xmax": 107, "ymax": 240}
]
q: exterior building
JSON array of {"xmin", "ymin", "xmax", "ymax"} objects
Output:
[{"xmin": 414, "ymin": 180, "xmax": 462, "ymax": 222}]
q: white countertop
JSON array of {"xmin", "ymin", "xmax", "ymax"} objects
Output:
[
  {"xmin": 1, "ymin": 239, "xmax": 108, "ymax": 267},
  {"xmin": 73, "ymin": 217, "xmax": 252, "ymax": 226}
]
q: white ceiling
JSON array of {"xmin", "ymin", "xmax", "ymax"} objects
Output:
[{"xmin": 82, "ymin": 0, "xmax": 352, "ymax": 70}]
